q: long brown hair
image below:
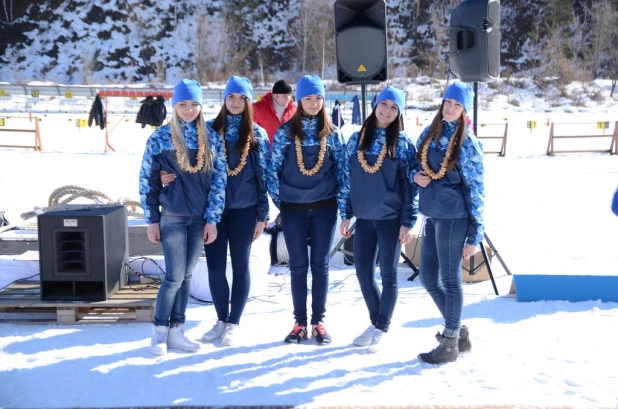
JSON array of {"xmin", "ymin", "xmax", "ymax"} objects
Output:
[
  {"xmin": 212, "ymin": 99, "xmax": 257, "ymax": 154},
  {"xmin": 358, "ymin": 110, "xmax": 403, "ymax": 159},
  {"xmin": 417, "ymin": 100, "xmax": 467, "ymax": 170},
  {"xmin": 287, "ymin": 99, "xmax": 334, "ymax": 141}
]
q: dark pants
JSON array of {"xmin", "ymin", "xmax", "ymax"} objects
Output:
[
  {"xmin": 204, "ymin": 205, "xmax": 256, "ymax": 325},
  {"xmin": 280, "ymin": 205, "xmax": 337, "ymax": 326},
  {"xmin": 419, "ymin": 217, "xmax": 467, "ymax": 333},
  {"xmin": 353, "ymin": 217, "xmax": 401, "ymax": 333}
]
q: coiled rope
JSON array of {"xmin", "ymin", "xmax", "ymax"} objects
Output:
[{"xmin": 20, "ymin": 185, "xmax": 143, "ymax": 219}]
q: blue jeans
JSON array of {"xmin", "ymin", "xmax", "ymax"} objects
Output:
[
  {"xmin": 353, "ymin": 217, "xmax": 402, "ymax": 333},
  {"xmin": 280, "ymin": 205, "xmax": 337, "ymax": 326},
  {"xmin": 419, "ymin": 217, "xmax": 467, "ymax": 334},
  {"xmin": 154, "ymin": 211, "xmax": 205, "ymax": 327},
  {"xmin": 204, "ymin": 205, "xmax": 256, "ymax": 325}
]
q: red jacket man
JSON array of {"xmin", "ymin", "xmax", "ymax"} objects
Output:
[{"xmin": 253, "ymin": 80, "xmax": 296, "ymax": 146}]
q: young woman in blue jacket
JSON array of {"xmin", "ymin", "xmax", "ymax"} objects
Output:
[
  {"xmin": 200, "ymin": 76, "xmax": 270, "ymax": 346},
  {"xmin": 340, "ymin": 85, "xmax": 418, "ymax": 353},
  {"xmin": 411, "ymin": 81, "xmax": 485, "ymax": 364},
  {"xmin": 139, "ymin": 79, "xmax": 227, "ymax": 356},
  {"xmin": 267, "ymin": 75, "xmax": 346, "ymax": 344}
]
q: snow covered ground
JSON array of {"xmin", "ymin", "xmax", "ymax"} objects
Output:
[{"xmin": 0, "ymin": 80, "xmax": 617, "ymax": 408}]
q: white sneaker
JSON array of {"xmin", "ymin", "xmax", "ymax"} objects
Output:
[
  {"xmin": 222, "ymin": 323, "xmax": 238, "ymax": 346},
  {"xmin": 168, "ymin": 324, "xmax": 200, "ymax": 353},
  {"xmin": 367, "ymin": 328, "xmax": 384, "ymax": 353},
  {"xmin": 353, "ymin": 324, "xmax": 376, "ymax": 346},
  {"xmin": 202, "ymin": 320, "xmax": 226, "ymax": 342},
  {"xmin": 149, "ymin": 325, "xmax": 169, "ymax": 356}
]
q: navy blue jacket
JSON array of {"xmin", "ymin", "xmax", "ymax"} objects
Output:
[
  {"xmin": 411, "ymin": 120, "xmax": 485, "ymax": 245},
  {"xmin": 267, "ymin": 116, "xmax": 346, "ymax": 211},
  {"xmin": 341, "ymin": 128, "xmax": 419, "ymax": 228},
  {"xmin": 206, "ymin": 115, "xmax": 270, "ymax": 222},
  {"xmin": 139, "ymin": 120, "xmax": 227, "ymax": 225}
]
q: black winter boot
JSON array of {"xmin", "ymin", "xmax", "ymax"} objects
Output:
[
  {"xmin": 434, "ymin": 325, "xmax": 471, "ymax": 353},
  {"xmin": 436, "ymin": 325, "xmax": 471, "ymax": 353},
  {"xmin": 458, "ymin": 325, "xmax": 471, "ymax": 353},
  {"xmin": 419, "ymin": 334, "xmax": 459, "ymax": 364}
]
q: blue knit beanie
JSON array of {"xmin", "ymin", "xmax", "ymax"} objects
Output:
[
  {"xmin": 172, "ymin": 79, "xmax": 203, "ymax": 107},
  {"xmin": 443, "ymin": 81, "xmax": 474, "ymax": 113},
  {"xmin": 224, "ymin": 76, "xmax": 254, "ymax": 101},
  {"xmin": 296, "ymin": 75, "xmax": 325, "ymax": 102},
  {"xmin": 374, "ymin": 85, "xmax": 405, "ymax": 115}
]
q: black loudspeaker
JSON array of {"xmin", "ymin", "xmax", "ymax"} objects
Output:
[
  {"xmin": 37, "ymin": 204, "xmax": 128, "ymax": 301},
  {"xmin": 334, "ymin": 0, "xmax": 388, "ymax": 84},
  {"xmin": 449, "ymin": 0, "xmax": 501, "ymax": 82}
]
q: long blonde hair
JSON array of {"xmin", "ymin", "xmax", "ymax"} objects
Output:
[{"xmin": 170, "ymin": 110, "xmax": 214, "ymax": 172}]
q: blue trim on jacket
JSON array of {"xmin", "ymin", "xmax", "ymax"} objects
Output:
[
  {"xmin": 267, "ymin": 116, "xmax": 346, "ymax": 209},
  {"xmin": 411, "ymin": 120, "xmax": 485, "ymax": 245},
  {"xmin": 139, "ymin": 120, "xmax": 227, "ymax": 225},
  {"xmin": 206, "ymin": 115, "xmax": 270, "ymax": 222},
  {"xmin": 341, "ymin": 128, "xmax": 419, "ymax": 227}
]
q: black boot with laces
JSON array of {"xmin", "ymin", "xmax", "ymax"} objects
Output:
[
  {"xmin": 435, "ymin": 325, "xmax": 471, "ymax": 353},
  {"xmin": 419, "ymin": 333, "xmax": 459, "ymax": 364}
]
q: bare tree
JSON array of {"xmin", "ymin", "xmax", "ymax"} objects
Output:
[
  {"xmin": 588, "ymin": 0, "xmax": 618, "ymax": 96},
  {"xmin": 427, "ymin": 0, "xmax": 458, "ymax": 77},
  {"xmin": 308, "ymin": 0, "xmax": 334, "ymax": 78},
  {"xmin": 1, "ymin": 0, "xmax": 13, "ymax": 23}
]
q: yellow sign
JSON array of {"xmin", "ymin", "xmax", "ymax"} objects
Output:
[
  {"xmin": 0, "ymin": 118, "xmax": 4, "ymax": 126},
  {"xmin": 130, "ymin": 96, "xmax": 137, "ymax": 101},
  {"xmin": 75, "ymin": 119, "xmax": 87, "ymax": 128},
  {"xmin": 31, "ymin": 90, "xmax": 40, "ymax": 97},
  {"xmin": 0, "ymin": 89, "xmax": 6, "ymax": 97},
  {"xmin": 357, "ymin": 64, "xmax": 367, "ymax": 72},
  {"xmin": 64, "ymin": 91, "xmax": 73, "ymax": 99},
  {"xmin": 597, "ymin": 121, "xmax": 609, "ymax": 129},
  {"xmin": 527, "ymin": 121, "xmax": 537, "ymax": 129}
]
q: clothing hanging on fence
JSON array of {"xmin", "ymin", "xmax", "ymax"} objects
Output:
[
  {"xmin": 331, "ymin": 99, "xmax": 345, "ymax": 128},
  {"xmin": 351, "ymin": 95, "xmax": 361, "ymax": 125},
  {"xmin": 88, "ymin": 95, "xmax": 106, "ymax": 130},
  {"xmin": 136, "ymin": 95, "xmax": 167, "ymax": 128}
]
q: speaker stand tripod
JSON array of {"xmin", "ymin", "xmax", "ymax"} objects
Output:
[
  {"xmin": 406, "ymin": 232, "xmax": 511, "ymax": 296},
  {"xmin": 329, "ymin": 221, "xmax": 420, "ymax": 276}
]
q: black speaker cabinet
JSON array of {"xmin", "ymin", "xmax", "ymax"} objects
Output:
[
  {"xmin": 334, "ymin": 0, "xmax": 388, "ymax": 84},
  {"xmin": 37, "ymin": 204, "xmax": 128, "ymax": 301},
  {"xmin": 449, "ymin": 0, "xmax": 501, "ymax": 82}
]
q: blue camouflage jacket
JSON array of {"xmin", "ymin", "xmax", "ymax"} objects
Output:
[
  {"xmin": 267, "ymin": 116, "xmax": 346, "ymax": 211},
  {"xmin": 206, "ymin": 115, "xmax": 270, "ymax": 222},
  {"xmin": 341, "ymin": 127, "xmax": 419, "ymax": 228},
  {"xmin": 410, "ymin": 120, "xmax": 485, "ymax": 246},
  {"xmin": 139, "ymin": 120, "xmax": 227, "ymax": 225}
]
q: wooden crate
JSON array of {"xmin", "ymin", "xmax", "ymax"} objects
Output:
[{"xmin": 0, "ymin": 282, "xmax": 157, "ymax": 324}]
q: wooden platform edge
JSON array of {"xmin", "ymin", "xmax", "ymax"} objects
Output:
[{"xmin": 0, "ymin": 282, "xmax": 156, "ymax": 324}]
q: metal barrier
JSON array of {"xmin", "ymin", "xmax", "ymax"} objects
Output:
[
  {"xmin": 546, "ymin": 121, "xmax": 618, "ymax": 156},
  {"xmin": 0, "ymin": 84, "xmax": 377, "ymax": 114},
  {"xmin": 0, "ymin": 115, "xmax": 42, "ymax": 151}
]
